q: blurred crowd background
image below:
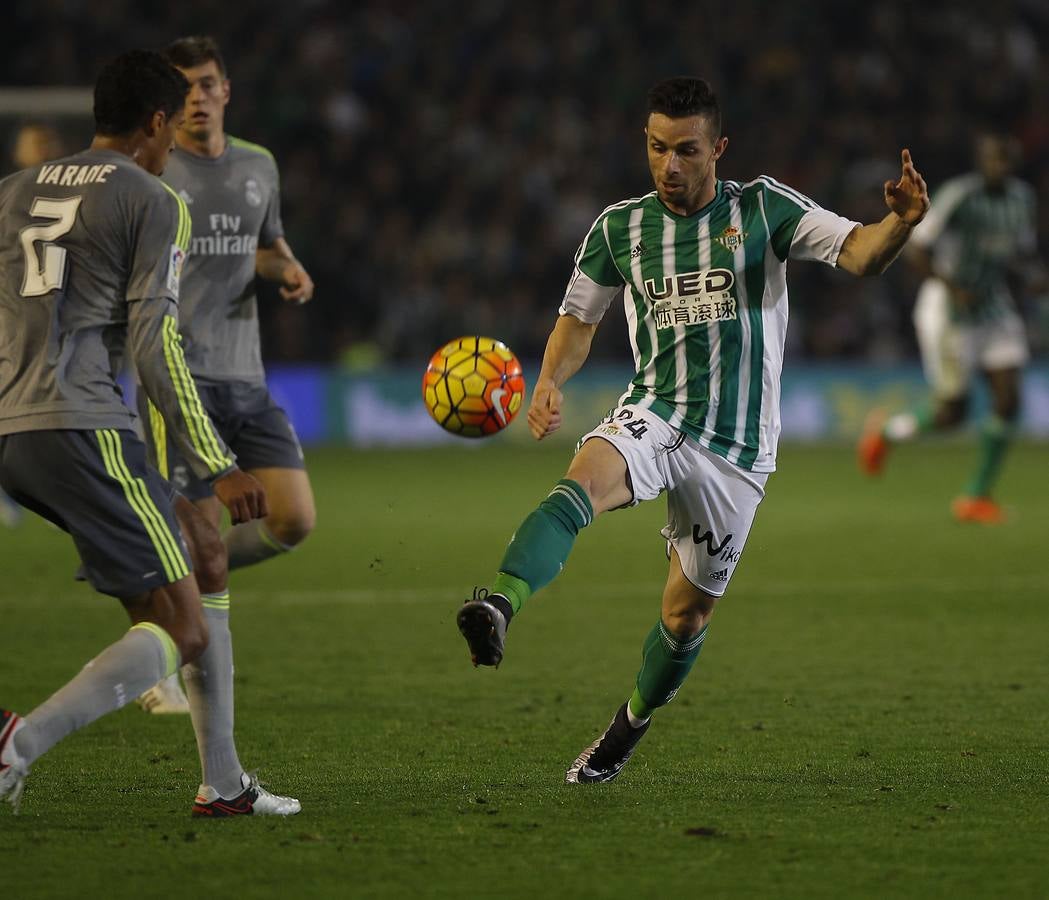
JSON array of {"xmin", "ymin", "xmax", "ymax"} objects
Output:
[{"xmin": 2, "ymin": 0, "xmax": 1048, "ymax": 367}]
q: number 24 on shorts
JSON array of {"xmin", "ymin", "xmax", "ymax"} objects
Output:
[{"xmin": 602, "ymin": 409, "xmax": 648, "ymax": 440}]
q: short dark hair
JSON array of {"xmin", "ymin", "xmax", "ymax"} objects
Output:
[
  {"xmin": 164, "ymin": 35, "xmax": 227, "ymax": 78},
  {"xmin": 93, "ymin": 50, "xmax": 189, "ymax": 136},
  {"xmin": 647, "ymin": 77, "xmax": 721, "ymax": 135}
]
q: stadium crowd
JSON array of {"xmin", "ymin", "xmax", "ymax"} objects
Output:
[{"xmin": 3, "ymin": 0, "xmax": 1048, "ymax": 365}]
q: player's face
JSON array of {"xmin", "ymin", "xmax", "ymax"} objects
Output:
[
  {"xmin": 177, "ymin": 60, "xmax": 230, "ymax": 140},
  {"xmin": 646, "ymin": 113, "xmax": 727, "ymax": 215},
  {"xmin": 139, "ymin": 109, "xmax": 184, "ymax": 176},
  {"xmin": 975, "ymin": 136, "xmax": 1013, "ymax": 188}
]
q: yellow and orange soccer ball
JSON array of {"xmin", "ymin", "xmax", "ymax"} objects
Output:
[{"xmin": 422, "ymin": 336, "xmax": 526, "ymax": 437}]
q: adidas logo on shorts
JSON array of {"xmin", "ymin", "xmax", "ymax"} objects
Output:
[{"xmin": 710, "ymin": 567, "xmax": 729, "ymax": 582}]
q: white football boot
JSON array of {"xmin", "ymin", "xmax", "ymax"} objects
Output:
[
  {"xmin": 192, "ymin": 771, "xmax": 301, "ymax": 817},
  {"xmin": 0, "ymin": 710, "xmax": 29, "ymax": 813},
  {"xmin": 136, "ymin": 674, "xmax": 191, "ymax": 714}
]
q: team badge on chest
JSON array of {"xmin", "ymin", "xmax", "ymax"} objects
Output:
[
  {"xmin": 714, "ymin": 225, "xmax": 748, "ymax": 251},
  {"xmin": 244, "ymin": 178, "xmax": 262, "ymax": 207}
]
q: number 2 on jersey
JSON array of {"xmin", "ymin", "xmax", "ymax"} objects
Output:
[{"xmin": 19, "ymin": 196, "xmax": 82, "ymax": 297}]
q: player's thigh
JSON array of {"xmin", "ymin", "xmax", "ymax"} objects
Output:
[
  {"xmin": 572, "ymin": 405, "xmax": 678, "ymax": 514},
  {"xmin": 137, "ymin": 384, "xmax": 218, "ymax": 503},
  {"xmin": 247, "ymin": 466, "xmax": 316, "ymax": 534},
  {"xmin": 0, "ymin": 429, "xmax": 193, "ymax": 599},
  {"xmin": 913, "ymin": 279, "xmax": 972, "ymax": 400},
  {"xmin": 663, "ymin": 440, "xmax": 768, "ymax": 597}
]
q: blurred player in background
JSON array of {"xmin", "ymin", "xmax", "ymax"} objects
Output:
[
  {"xmin": 0, "ymin": 50, "xmax": 299, "ymax": 816},
  {"xmin": 458, "ymin": 77, "xmax": 929, "ymax": 783},
  {"xmin": 858, "ymin": 134, "xmax": 1039, "ymax": 524},
  {"xmin": 10, "ymin": 122, "xmax": 64, "ymax": 172},
  {"xmin": 0, "ymin": 123, "xmax": 67, "ymax": 526},
  {"xmin": 136, "ymin": 35, "xmax": 316, "ymax": 713}
]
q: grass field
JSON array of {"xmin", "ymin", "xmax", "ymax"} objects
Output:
[{"xmin": 1, "ymin": 440, "xmax": 1047, "ymax": 899}]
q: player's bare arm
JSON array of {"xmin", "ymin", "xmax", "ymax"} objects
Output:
[
  {"xmin": 837, "ymin": 149, "xmax": 930, "ymax": 276},
  {"xmin": 256, "ymin": 237, "xmax": 314, "ymax": 304},
  {"xmin": 528, "ymin": 314, "xmax": 598, "ymax": 441}
]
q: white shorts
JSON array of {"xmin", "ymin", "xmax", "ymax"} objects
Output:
[
  {"xmin": 579, "ymin": 405, "xmax": 768, "ymax": 596},
  {"xmin": 914, "ymin": 279, "xmax": 1029, "ymax": 399}
]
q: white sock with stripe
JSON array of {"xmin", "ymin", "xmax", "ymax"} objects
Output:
[
  {"xmin": 13, "ymin": 623, "xmax": 178, "ymax": 766},
  {"xmin": 224, "ymin": 520, "xmax": 294, "ymax": 571},
  {"xmin": 181, "ymin": 591, "xmax": 244, "ymax": 798}
]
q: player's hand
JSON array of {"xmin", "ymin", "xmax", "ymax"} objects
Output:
[
  {"xmin": 527, "ymin": 379, "xmax": 563, "ymax": 441},
  {"xmin": 279, "ymin": 261, "xmax": 314, "ymax": 305},
  {"xmin": 884, "ymin": 149, "xmax": 930, "ymax": 226},
  {"xmin": 212, "ymin": 468, "xmax": 268, "ymax": 524}
]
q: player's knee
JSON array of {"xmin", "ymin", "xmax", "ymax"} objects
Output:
[
  {"xmin": 663, "ymin": 596, "xmax": 715, "ymax": 639},
  {"xmin": 266, "ymin": 508, "xmax": 315, "ymax": 548}
]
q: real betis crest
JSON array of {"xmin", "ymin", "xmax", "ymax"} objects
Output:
[{"xmin": 715, "ymin": 225, "xmax": 748, "ymax": 251}]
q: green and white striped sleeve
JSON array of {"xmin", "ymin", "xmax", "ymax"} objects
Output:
[
  {"xmin": 757, "ymin": 176, "xmax": 858, "ymax": 266},
  {"xmin": 559, "ymin": 209, "xmax": 625, "ymax": 323}
]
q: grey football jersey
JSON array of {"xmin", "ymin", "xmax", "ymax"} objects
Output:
[
  {"xmin": 161, "ymin": 137, "xmax": 284, "ymax": 383},
  {"xmin": 0, "ymin": 148, "xmax": 235, "ymax": 481}
]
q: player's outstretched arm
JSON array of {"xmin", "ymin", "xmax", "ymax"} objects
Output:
[
  {"xmin": 256, "ymin": 237, "xmax": 314, "ymax": 305},
  {"xmin": 527, "ymin": 313, "xmax": 597, "ymax": 441},
  {"xmin": 837, "ymin": 149, "xmax": 930, "ymax": 276},
  {"xmin": 128, "ymin": 297, "xmax": 267, "ymax": 523}
]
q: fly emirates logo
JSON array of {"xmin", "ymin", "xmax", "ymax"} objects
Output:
[
  {"xmin": 190, "ymin": 213, "xmax": 259, "ymax": 257},
  {"xmin": 643, "ymin": 268, "xmax": 737, "ymax": 329}
]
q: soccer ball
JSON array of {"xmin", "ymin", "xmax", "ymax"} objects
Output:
[{"xmin": 422, "ymin": 336, "xmax": 526, "ymax": 437}]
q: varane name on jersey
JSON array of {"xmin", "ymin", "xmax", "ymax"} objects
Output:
[{"xmin": 559, "ymin": 178, "xmax": 859, "ymax": 473}]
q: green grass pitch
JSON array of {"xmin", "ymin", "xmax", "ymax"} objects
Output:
[{"xmin": 1, "ymin": 441, "xmax": 1047, "ymax": 899}]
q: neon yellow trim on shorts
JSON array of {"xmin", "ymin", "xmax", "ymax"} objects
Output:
[
  {"xmin": 161, "ymin": 315, "xmax": 232, "ymax": 474},
  {"xmin": 95, "ymin": 429, "xmax": 188, "ymax": 583},
  {"xmin": 131, "ymin": 622, "xmax": 179, "ymax": 677},
  {"xmin": 148, "ymin": 398, "xmax": 168, "ymax": 479}
]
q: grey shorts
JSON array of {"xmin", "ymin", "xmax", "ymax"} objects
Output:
[
  {"xmin": 0, "ymin": 429, "xmax": 192, "ymax": 598},
  {"xmin": 139, "ymin": 380, "xmax": 304, "ymax": 501}
]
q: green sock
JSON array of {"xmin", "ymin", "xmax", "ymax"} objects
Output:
[
  {"xmin": 492, "ymin": 479, "xmax": 593, "ymax": 614},
  {"xmin": 628, "ymin": 620, "xmax": 708, "ymax": 720},
  {"xmin": 965, "ymin": 416, "xmax": 1015, "ymax": 497}
]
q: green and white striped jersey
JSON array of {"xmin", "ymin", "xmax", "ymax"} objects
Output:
[
  {"xmin": 910, "ymin": 173, "xmax": 1036, "ymax": 323},
  {"xmin": 560, "ymin": 178, "xmax": 859, "ymax": 472}
]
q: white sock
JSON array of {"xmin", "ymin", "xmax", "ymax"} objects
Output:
[
  {"xmin": 224, "ymin": 520, "xmax": 293, "ymax": 571},
  {"xmin": 181, "ymin": 592, "xmax": 244, "ymax": 798},
  {"xmin": 15, "ymin": 624, "xmax": 177, "ymax": 766},
  {"xmin": 884, "ymin": 412, "xmax": 919, "ymax": 442},
  {"xmin": 626, "ymin": 705, "xmax": 651, "ymax": 729}
]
